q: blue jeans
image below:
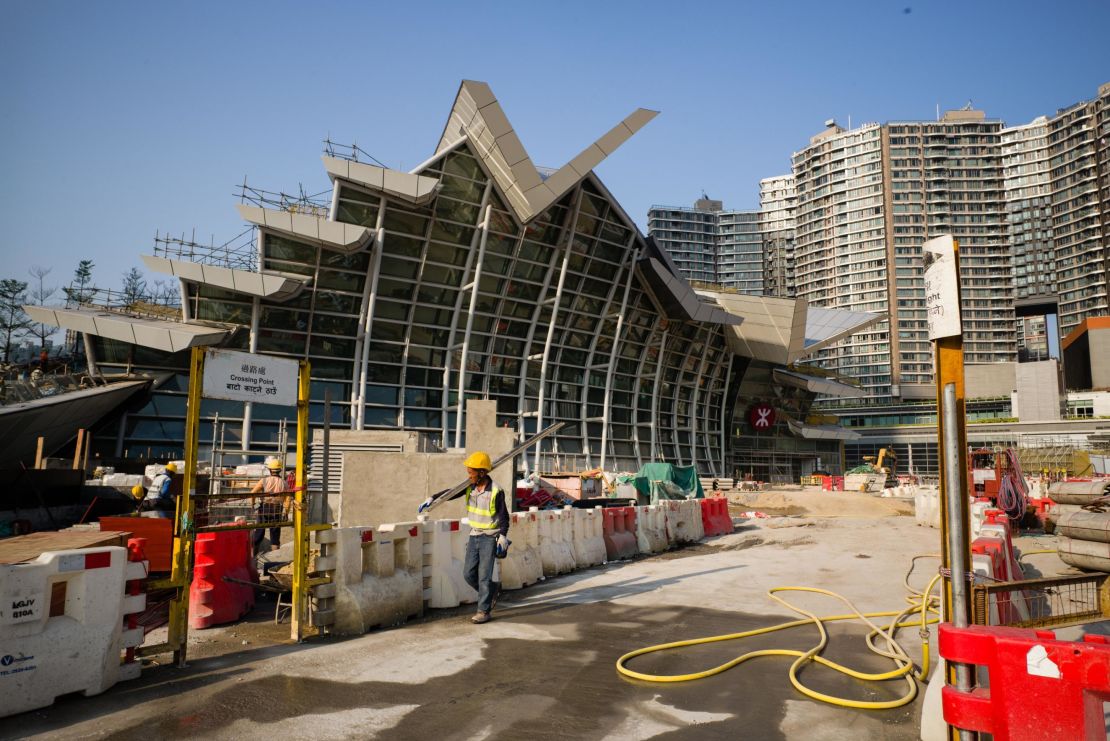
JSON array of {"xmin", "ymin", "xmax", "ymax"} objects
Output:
[{"xmin": 463, "ymin": 534, "xmax": 499, "ymax": 613}]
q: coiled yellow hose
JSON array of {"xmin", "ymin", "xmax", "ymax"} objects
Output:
[{"xmin": 616, "ymin": 562, "xmax": 942, "ymax": 711}]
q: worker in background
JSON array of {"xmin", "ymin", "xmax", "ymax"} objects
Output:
[
  {"xmin": 251, "ymin": 458, "xmax": 289, "ymax": 553},
  {"xmin": 140, "ymin": 462, "xmax": 177, "ymax": 518},
  {"xmin": 419, "ymin": 451, "xmax": 509, "ymax": 624}
]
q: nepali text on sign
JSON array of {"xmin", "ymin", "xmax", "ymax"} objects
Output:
[{"xmin": 201, "ymin": 349, "xmax": 298, "ymax": 407}]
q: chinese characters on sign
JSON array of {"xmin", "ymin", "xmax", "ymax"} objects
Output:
[
  {"xmin": 201, "ymin": 349, "xmax": 298, "ymax": 407},
  {"xmin": 922, "ymin": 235, "xmax": 962, "ymax": 340}
]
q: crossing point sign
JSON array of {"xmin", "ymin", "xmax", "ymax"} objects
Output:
[
  {"xmin": 923, "ymin": 235, "xmax": 962, "ymax": 340},
  {"xmin": 202, "ymin": 349, "xmax": 298, "ymax": 407}
]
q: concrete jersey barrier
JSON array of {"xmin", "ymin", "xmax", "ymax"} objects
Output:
[{"xmin": 331, "ymin": 522, "xmax": 424, "ymax": 635}]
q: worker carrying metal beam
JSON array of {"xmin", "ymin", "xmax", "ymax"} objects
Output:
[{"xmin": 419, "ymin": 451, "xmax": 510, "ymax": 624}]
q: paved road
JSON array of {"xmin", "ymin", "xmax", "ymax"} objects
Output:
[{"xmin": 13, "ymin": 513, "xmax": 945, "ymax": 740}]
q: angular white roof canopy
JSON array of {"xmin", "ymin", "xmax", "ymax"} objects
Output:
[
  {"xmin": 786, "ymin": 419, "xmax": 862, "ymax": 441},
  {"xmin": 773, "ymin": 368, "xmax": 865, "ymax": 398},
  {"xmin": 436, "ymin": 80, "xmax": 658, "ymax": 223},
  {"xmin": 24, "ymin": 306, "xmax": 229, "ymax": 353},
  {"xmin": 322, "ymin": 157, "xmax": 440, "ymax": 205},
  {"xmin": 697, "ymin": 289, "xmax": 885, "ymax": 366},
  {"xmin": 142, "ymin": 255, "xmax": 308, "ymax": 302},
  {"xmin": 237, "ymin": 205, "xmax": 372, "ymax": 254}
]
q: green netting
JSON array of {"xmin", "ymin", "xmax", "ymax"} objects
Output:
[{"xmin": 632, "ymin": 462, "xmax": 704, "ymax": 504}]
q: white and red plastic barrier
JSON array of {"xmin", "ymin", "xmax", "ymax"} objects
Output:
[{"xmin": 0, "ymin": 541, "xmax": 148, "ymax": 717}]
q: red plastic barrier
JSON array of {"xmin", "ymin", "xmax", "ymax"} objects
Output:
[
  {"xmin": 1028, "ymin": 497, "xmax": 1055, "ymax": 527},
  {"xmin": 939, "ymin": 623, "xmax": 1110, "ymax": 740},
  {"xmin": 124, "ymin": 538, "xmax": 147, "ymax": 664},
  {"xmin": 603, "ymin": 507, "xmax": 638, "ymax": 561},
  {"xmin": 189, "ymin": 528, "xmax": 258, "ymax": 629},
  {"xmin": 99, "ymin": 516, "xmax": 173, "ymax": 572},
  {"xmin": 821, "ymin": 476, "xmax": 844, "ymax": 492},
  {"xmin": 699, "ymin": 497, "xmax": 734, "ymax": 537}
]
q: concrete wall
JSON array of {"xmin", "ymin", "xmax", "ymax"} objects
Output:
[
  {"xmin": 1012, "ymin": 359, "xmax": 1062, "ymax": 421},
  {"xmin": 1092, "ymin": 328, "xmax": 1110, "ymax": 390},
  {"xmin": 336, "ymin": 400, "xmax": 515, "ymax": 527},
  {"xmin": 965, "ymin": 362, "xmax": 1016, "ymax": 399}
]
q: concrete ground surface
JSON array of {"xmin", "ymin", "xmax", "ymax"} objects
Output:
[{"xmin": 7, "ymin": 491, "xmax": 1075, "ymax": 740}]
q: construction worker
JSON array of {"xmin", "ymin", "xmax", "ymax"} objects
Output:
[
  {"xmin": 419, "ymin": 451, "xmax": 509, "ymax": 624},
  {"xmin": 140, "ymin": 462, "xmax": 177, "ymax": 518},
  {"xmin": 251, "ymin": 458, "xmax": 289, "ymax": 553}
]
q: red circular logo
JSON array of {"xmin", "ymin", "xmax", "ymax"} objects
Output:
[{"xmin": 748, "ymin": 403, "xmax": 776, "ymax": 430}]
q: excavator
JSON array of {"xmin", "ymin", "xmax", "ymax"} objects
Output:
[{"xmin": 861, "ymin": 448, "xmax": 898, "ymax": 487}]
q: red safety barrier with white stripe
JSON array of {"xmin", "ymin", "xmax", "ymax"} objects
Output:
[
  {"xmin": 939, "ymin": 623, "xmax": 1110, "ymax": 740},
  {"xmin": 699, "ymin": 496, "xmax": 734, "ymax": 537},
  {"xmin": 1, "ymin": 545, "xmax": 147, "ymax": 717},
  {"xmin": 603, "ymin": 507, "xmax": 638, "ymax": 561}
]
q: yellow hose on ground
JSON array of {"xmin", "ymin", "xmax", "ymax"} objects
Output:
[{"xmin": 616, "ymin": 566, "xmax": 942, "ymax": 711}]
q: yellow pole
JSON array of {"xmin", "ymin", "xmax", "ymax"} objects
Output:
[
  {"xmin": 931, "ymin": 239, "xmax": 972, "ymax": 741},
  {"xmin": 169, "ymin": 346, "xmax": 205, "ymax": 666},
  {"xmin": 291, "ymin": 359, "xmax": 311, "ymax": 641}
]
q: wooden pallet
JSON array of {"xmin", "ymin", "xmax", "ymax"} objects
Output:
[{"xmin": 0, "ymin": 530, "xmax": 131, "ymax": 564}]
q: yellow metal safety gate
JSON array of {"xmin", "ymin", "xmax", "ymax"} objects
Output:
[{"xmin": 137, "ymin": 346, "xmax": 323, "ymax": 666}]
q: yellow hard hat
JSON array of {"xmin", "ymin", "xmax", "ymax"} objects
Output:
[
  {"xmin": 131, "ymin": 484, "xmax": 144, "ymax": 499},
  {"xmin": 266, "ymin": 457, "xmax": 282, "ymax": 471},
  {"xmin": 164, "ymin": 462, "xmax": 178, "ymax": 474},
  {"xmin": 463, "ymin": 451, "xmax": 492, "ymax": 471}
]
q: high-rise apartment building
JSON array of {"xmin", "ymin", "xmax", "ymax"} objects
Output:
[
  {"xmin": 1000, "ymin": 82, "xmax": 1110, "ymax": 354},
  {"xmin": 759, "ymin": 175, "xmax": 796, "ymax": 298},
  {"xmin": 792, "ymin": 110, "xmax": 1012, "ymax": 400},
  {"xmin": 717, "ymin": 210, "xmax": 763, "ymax": 293},
  {"xmin": 648, "ymin": 199, "xmax": 763, "ymax": 293},
  {"xmin": 647, "ymin": 197, "xmax": 720, "ymax": 283},
  {"xmin": 1002, "ymin": 115, "xmax": 1056, "ymax": 359}
]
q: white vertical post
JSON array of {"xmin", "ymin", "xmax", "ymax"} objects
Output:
[
  {"xmin": 650, "ymin": 328, "xmax": 668, "ymax": 461},
  {"xmin": 719, "ymin": 349, "xmax": 733, "ymax": 478},
  {"xmin": 535, "ymin": 190, "xmax": 584, "ymax": 446},
  {"xmin": 599, "ymin": 246, "xmax": 639, "ymax": 470},
  {"xmin": 353, "ymin": 199, "xmax": 387, "ymax": 431},
  {"xmin": 454, "ymin": 204, "xmax": 493, "ymax": 448},
  {"xmin": 241, "ymin": 296, "xmax": 261, "ymax": 456},
  {"xmin": 440, "ymin": 182, "xmax": 493, "ymax": 447}
]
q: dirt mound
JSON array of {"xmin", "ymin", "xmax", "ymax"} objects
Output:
[{"xmin": 728, "ymin": 487, "xmax": 913, "ymax": 518}]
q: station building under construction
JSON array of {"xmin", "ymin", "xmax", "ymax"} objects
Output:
[{"xmin": 26, "ymin": 81, "xmax": 881, "ymax": 480}]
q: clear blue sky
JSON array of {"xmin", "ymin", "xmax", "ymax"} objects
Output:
[{"xmin": 1, "ymin": 0, "xmax": 1108, "ymax": 298}]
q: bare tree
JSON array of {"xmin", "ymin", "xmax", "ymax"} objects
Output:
[
  {"xmin": 27, "ymin": 265, "xmax": 57, "ymax": 351},
  {"xmin": 149, "ymin": 278, "xmax": 180, "ymax": 305},
  {"xmin": 0, "ymin": 279, "xmax": 32, "ymax": 363}
]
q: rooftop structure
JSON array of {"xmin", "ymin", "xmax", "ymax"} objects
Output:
[{"xmin": 28, "ymin": 81, "xmax": 880, "ymax": 479}]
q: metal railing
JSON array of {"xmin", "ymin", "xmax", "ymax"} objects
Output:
[{"xmin": 972, "ymin": 573, "xmax": 1110, "ymax": 629}]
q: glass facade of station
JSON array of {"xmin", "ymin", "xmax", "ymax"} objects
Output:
[{"xmin": 89, "ymin": 141, "xmax": 773, "ymax": 475}]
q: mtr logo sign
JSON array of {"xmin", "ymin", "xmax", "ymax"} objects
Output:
[{"xmin": 748, "ymin": 403, "xmax": 776, "ymax": 431}]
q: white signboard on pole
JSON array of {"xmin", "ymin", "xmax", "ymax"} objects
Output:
[
  {"xmin": 923, "ymin": 234, "xmax": 962, "ymax": 340},
  {"xmin": 202, "ymin": 349, "xmax": 298, "ymax": 406}
]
